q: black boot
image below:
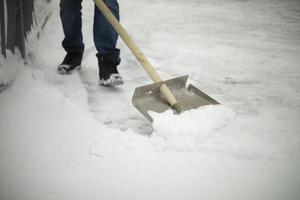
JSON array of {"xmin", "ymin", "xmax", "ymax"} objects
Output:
[
  {"xmin": 97, "ymin": 52, "xmax": 124, "ymax": 86},
  {"xmin": 58, "ymin": 48, "xmax": 84, "ymax": 74}
]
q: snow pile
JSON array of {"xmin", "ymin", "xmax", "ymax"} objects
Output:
[
  {"xmin": 0, "ymin": 0, "xmax": 50, "ymax": 92},
  {"xmin": 152, "ymin": 105, "xmax": 235, "ymax": 140},
  {"xmin": 87, "ymin": 106, "xmax": 236, "ymax": 155},
  {"xmin": 148, "ymin": 105, "xmax": 235, "ymax": 151},
  {"xmin": 0, "ymin": 53, "xmax": 20, "ymax": 92}
]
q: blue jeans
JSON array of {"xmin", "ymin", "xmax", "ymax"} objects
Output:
[{"xmin": 60, "ymin": 0, "xmax": 120, "ymax": 56}]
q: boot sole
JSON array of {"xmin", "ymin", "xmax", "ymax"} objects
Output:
[
  {"xmin": 57, "ymin": 65, "xmax": 81, "ymax": 75},
  {"xmin": 99, "ymin": 74, "xmax": 124, "ymax": 86}
]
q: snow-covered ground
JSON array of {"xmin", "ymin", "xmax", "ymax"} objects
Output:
[{"xmin": 0, "ymin": 0, "xmax": 300, "ymax": 199}]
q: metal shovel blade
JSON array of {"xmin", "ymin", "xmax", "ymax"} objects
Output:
[{"xmin": 132, "ymin": 75, "xmax": 220, "ymax": 122}]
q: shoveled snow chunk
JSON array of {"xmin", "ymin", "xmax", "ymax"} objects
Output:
[{"xmin": 150, "ymin": 105, "xmax": 235, "ymax": 141}]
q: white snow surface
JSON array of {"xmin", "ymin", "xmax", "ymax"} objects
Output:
[
  {"xmin": 1, "ymin": 0, "xmax": 300, "ymax": 200},
  {"xmin": 151, "ymin": 105, "xmax": 235, "ymax": 141}
]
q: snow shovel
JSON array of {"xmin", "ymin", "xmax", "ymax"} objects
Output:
[{"xmin": 94, "ymin": 0, "xmax": 220, "ymax": 122}]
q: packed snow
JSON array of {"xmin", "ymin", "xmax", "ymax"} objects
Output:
[
  {"xmin": 151, "ymin": 105, "xmax": 235, "ymax": 140},
  {"xmin": 0, "ymin": 0, "xmax": 300, "ymax": 200}
]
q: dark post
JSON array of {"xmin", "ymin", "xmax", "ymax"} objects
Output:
[
  {"xmin": 0, "ymin": 0, "xmax": 6, "ymax": 57},
  {"xmin": 15, "ymin": 0, "xmax": 26, "ymax": 59},
  {"xmin": 6, "ymin": 0, "xmax": 17, "ymax": 54},
  {"xmin": 6, "ymin": 0, "xmax": 26, "ymax": 59}
]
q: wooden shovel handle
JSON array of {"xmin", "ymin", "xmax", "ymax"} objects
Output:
[{"xmin": 94, "ymin": 0, "xmax": 181, "ymax": 112}]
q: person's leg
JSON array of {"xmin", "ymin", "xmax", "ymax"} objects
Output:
[
  {"xmin": 60, "ymin": 0, "xmax": 84, "ymax": 51},
  {"xmin": 93, "ymin": 0, "xmax": 119, "ymax": 55},
  {"xmin": 58, "ymin": 0, "xmax": 84, "ymax": 74},
  {"xmin": 93, "ymin": 0, "xmax": 123, "ymax": 85}
]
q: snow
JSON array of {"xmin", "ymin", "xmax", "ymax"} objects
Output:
[
  {"xmin": 1, "ymin": 0, "xmax": 300, "ymax": 199},
  {"xmin": 151, "ymin": 105, "xmax": 235, "ymax": 141},
  {"xmin": 0, "ymin": 53, "xmax": 19, "ymax": 92}
]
